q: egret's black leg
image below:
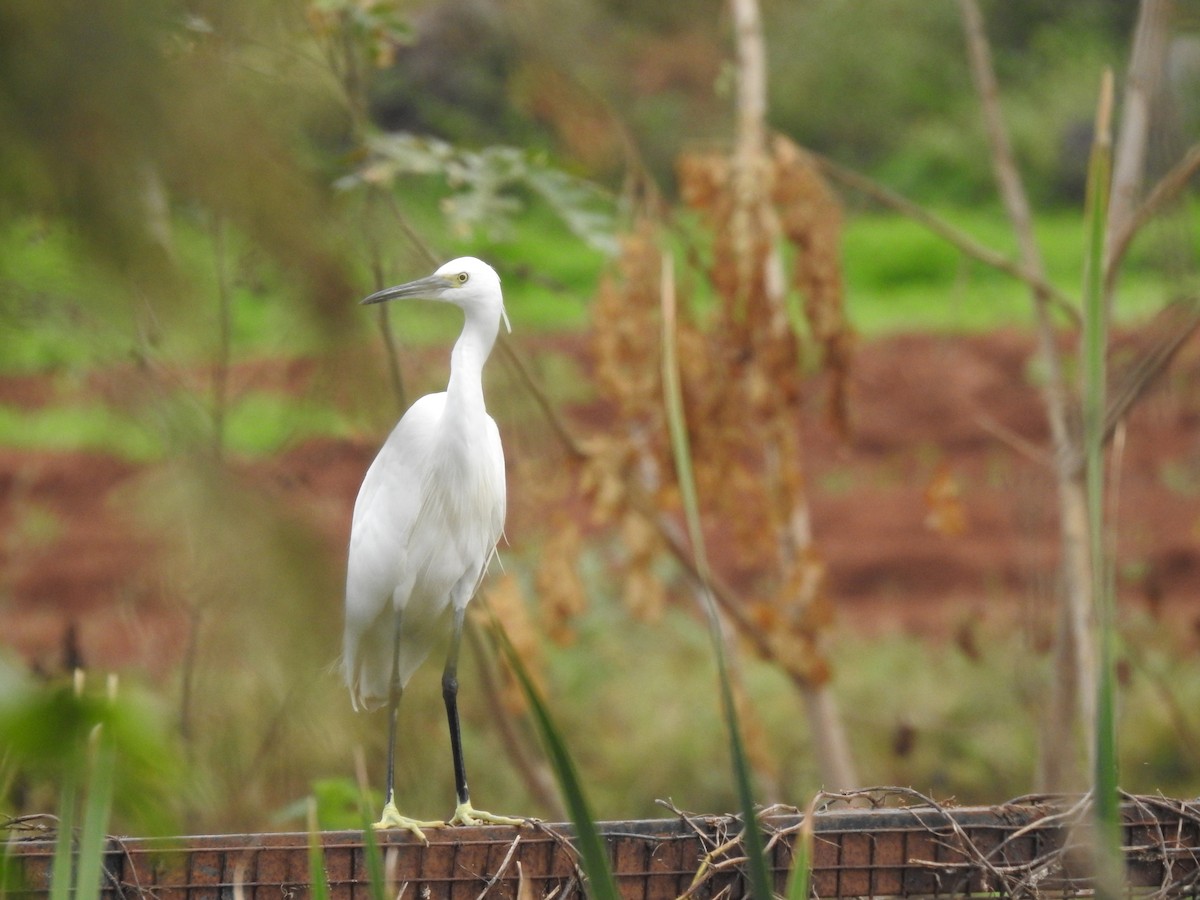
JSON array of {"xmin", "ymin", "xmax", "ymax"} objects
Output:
[
  {"xmin": 443, "ymin": 605, "xmax": 471, "ymax": 808},
  {"xmin": 443, "ymin": 607, "xmax": 523, "ymax": 828},
  {"xmin": 384, "ymin": 609, "xmax": 404, "ymax": 807}
]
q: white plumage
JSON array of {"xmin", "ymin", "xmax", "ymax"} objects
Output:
[
  {"xmin": 343, "ymin": 256, "xmax": 520, "ymax": 839},
  {"xmin": 343, "ymin": 390, "xmax": 505, "ymax": 706}
]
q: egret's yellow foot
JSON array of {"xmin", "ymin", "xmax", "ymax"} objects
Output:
[
  {"xmin": 448, "ymin": 800, "xmax": 525, "ymax": 828},
  {"xmin": 373, "ymin": 801, "xmax": 441, "ymax": 844}
]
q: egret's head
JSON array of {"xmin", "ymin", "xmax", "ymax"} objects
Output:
[{"xmin": 360, "ymin": 257, "xmax": 511, "ymax": 332}]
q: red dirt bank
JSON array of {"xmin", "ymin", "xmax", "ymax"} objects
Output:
[{"xmin": 2, "ymin": 330, "xmax": 1198, "ymax": 675}]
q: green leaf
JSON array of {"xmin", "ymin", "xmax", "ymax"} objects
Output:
[
  {"xmin": 784, "ymin": 801, "xmax": 816, "ymax": 900},
  {"xmin": 659, "ymin": 252, "xmax": 774, "ymax": 900},
  {"xmin": 49, "ymin": 772, "xmax": 77, "ymax": 900},
  {"xmin": 346, "ymin": 134, "xmax": 615, "ymax": 253},
  {"xmin": 1081, "ymin": 69, "xmax": 1122, "ymax": 898},
  {"xmin": 73, "ymin": 728, "xmax": 117, "ymax": 900},
  {"xmin": 359, "ymin": 795, "xmax": 386, "ymax": 900},
  {"xmin": 306, "ymin": 799, "xmax": 331, "ymax": 900},
  {"xmin": 489, "ymin": 619, "xmax": 620, "ymax": 900}
]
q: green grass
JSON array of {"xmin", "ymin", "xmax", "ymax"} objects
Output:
[
  {"xmin": 0, "ymin": 391, "xmax": 349, "ymax": 462},
  {"xmin": 2, "ymin": 199, "xmax": 1190, "ymax": 372},
  {"xmin": 0, "ymin": 404, "xmax": 163, "ymax": 461},
  {"xmin": 843, "ymin": 205, "xmax": 1191, "ymax": 335},
  {"xmin": 0, "ymin": 193, "xmax": 1192, "ymax": 460}
]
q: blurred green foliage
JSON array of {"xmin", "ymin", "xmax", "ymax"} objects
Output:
[
  {"xmin": 0, "ymin": 666, "xmax": 182, "ymax": 836},
  {"xmin": 376, "ymin": 0, "xmax": 1142, "ymax": 202},
  {"xmin": 0, "ymin": 0, "xmax": 357, "ymax": 330}
]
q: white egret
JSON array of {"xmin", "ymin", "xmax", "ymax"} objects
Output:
[{"xmin": 344, "ymin": 256, "xmax": 520, "ymax": 840}]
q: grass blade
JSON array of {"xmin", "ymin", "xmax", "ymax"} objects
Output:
[
  {"xmin": 489, "ymin": 619, "xmax": 619, "ymax": 900},
  {"xmin": 49, "ymin": 771, "xmax": 77, "ymax": 900},
  {"xmin": 1082, "ymin": 69, "xmax": 1122, "ymax": 897},
  {"xmin": 73, "ymin": 727, "xmax": 117, "ymax": 900},
  {"xmin": 306, "ymin": 798, "xmax": 331, "ymax": 900},
  {"xmin": 358, "ymin": 798, "xmax": 386, "ymax": 900},
  {"xmin": 784, "ymin": 799, "xmax": 817, "ymax": 900},
  {"xmin": 351, "ymin": 747, "xmax": 387, "ymax": 900},
  {"xmin": 659, "ymin": 251, "xmax": 774, "ymax": 900}
]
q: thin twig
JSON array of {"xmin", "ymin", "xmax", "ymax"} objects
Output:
[
  {"xmin": 1104, "ymin": 0, "xmax": 1173, "ymax": 302},
  {"xmin": 1103, "ymin": 298, "xmax": 1200, "ymax": 442},
  {"xmin": 1106, "ymin": 143, "xmax": 1200, "ymax": 292},
  {"xmin": 526, "ymin": 821, "xmax": 589, "ymax": 893},
  {"xmin": 367, "ymin": 190, "xmax": 407, "ymax": 413},
  {"xmin": 210, "ymin": 212, "xmax": 232, "ymax": 462},
  {"xmin": 473, "ymin": 834, "xmax": 522, "ymax": 900},
  {"xmin": 959, "ymin": 0, "xmax": 1095, "ymax": 794},
  {"xmin": 495, "ymin": 337, "xmax": 587, "ymax": 461},
  {"xmin": 810, "ymin": 152, "xmax": 1080, "ymax": 327},
  {"xmin": 973, "ymin": 411, "xmax": 1054, "ymax": 468}
]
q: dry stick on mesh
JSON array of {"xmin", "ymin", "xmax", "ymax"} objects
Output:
[
  {"xmin": 526, "ymin": 820, "xmax": 588, "ymax": 894},
  {"xmin": 906, "ymin": 793, "xmax": 1052, "ymax": 895},
  {"xmin": 819, "ymin": 788, "xmax": 1085, "ymax": 896},
  {"xmin": 1121, "ymin": 794, "xmax": 1179, "ymax": 899},
  {"xmin": 913, "ymin": 793, "xmax": 1111, "ymax": 897},
  {"xmin": 670, "ymin": 787, "xmax": 1040, "ymax": 898},
  {"xmin": 655, "ymin": 800, "xmax": 752, "ymax": 899},
  {"xmin": 472, "ymin": 834, "xmax": 523, "ymax": 900},
  {"xmin": 1, "ymin": 814, "xmax": 58, "ymax": 835},
  {"xmin": 1123, "ymin": 794, "xmax": 1200, "ymax": 896},
  {"xmin": 671, "ymin": 801, "xmax": 828, "ymax": 898}
]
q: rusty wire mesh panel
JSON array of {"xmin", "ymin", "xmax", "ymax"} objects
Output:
[{"xmin": 6, "ymin": 797, "xmax": 1200, "ymax": 898}]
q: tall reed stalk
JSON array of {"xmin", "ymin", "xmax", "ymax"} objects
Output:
[
  {"xmin": 1082, "ymin": 71, "xmax": 1123, "ymax": 897},
  {"xmin": 490, "ymin": 620, "xmax": 620, "ymax": 900},
  {"xmin": 659, "ymin": 252, "xmax": 774, "ymax": 900}
]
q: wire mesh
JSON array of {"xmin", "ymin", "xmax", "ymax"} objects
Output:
[{"xmin": 5, "ymin": 796, "xmax": 1199, "ymax": 899}]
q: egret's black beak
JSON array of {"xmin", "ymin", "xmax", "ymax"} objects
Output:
[{"xmin": 360, "ymin": 274, "xmax": 453, "ymax": 305}]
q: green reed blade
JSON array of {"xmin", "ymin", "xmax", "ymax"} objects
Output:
[
  {"xmin": 490, "ymin": 620, "xmax": 620, "ymax": 900},
  {"xmin": 659, "ymin": 252, "xmax": 773, "ymax": 900}
]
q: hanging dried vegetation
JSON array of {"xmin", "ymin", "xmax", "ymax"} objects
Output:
[{"xmin": 582, "ymin": 134, "xmax": 854, "ymax": 692}]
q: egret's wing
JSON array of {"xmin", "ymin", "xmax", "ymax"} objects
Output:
[
  {"xmin": 483, "ymin": 412, "xmax": 506, "ymax": 552},
  {"xmin": 343, "ymin": 394, "xmax": 444, "ymax": 707},
  {"xmin": 343, "ymin": 395, "xmax": 507, "ymax": 708}
]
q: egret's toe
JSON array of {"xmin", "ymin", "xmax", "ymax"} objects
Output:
[
  {"xmin": 374, "ymin": 801, "xmax": 441, "ymax": 844},
  {"xmin": 448, "ymin": 800, "xmax": 526, "ymax": 828}
]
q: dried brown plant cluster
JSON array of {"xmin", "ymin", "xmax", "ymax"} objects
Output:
[{"xmin": 580, "ymin": 135, "xmax": 854, "ymax": 689}]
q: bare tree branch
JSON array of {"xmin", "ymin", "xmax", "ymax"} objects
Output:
[
  {"xmin": 1104, "ymin": 299, "xmax": 1200, "ymax": 441},
  {"xmin": 812, "ymin": 153, "xmax": 1080, "ymax": 326},
  {"xmin": 1104, "ymin": 0, "xmax": 1173, "ymax": 305},
  {"xmin": 1105, "ymin": 142, "xmax": 1200, "ymax": 292},
  {"xmin": 958, "ymin": 0, "xmax": 1095, "ymax": 793}
]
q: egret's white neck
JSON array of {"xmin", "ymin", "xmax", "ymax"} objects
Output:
[{"xmin": 445, "ymin": 305, "xmax": 500, "ymax": 416}]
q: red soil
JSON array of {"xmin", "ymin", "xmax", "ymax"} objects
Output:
[{"xmin": 2, "ymin": 330, "xmax": 1199, "ymax": 676}]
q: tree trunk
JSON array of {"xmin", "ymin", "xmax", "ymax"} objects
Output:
[{"xmin": 729, "ymin": 0, "xmax": 859, "ymax": 791}]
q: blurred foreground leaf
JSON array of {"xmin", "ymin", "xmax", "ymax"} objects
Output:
[
  {"xmin": 0, "ymin": 0, "xmax": 356, "ymax": 335},
  {"xmin": 0, "ymin": 669, "xmax": 182, "ymax": 837},
  {"xmin": 490, "ymin": 618, "xmax": 619, "ymax": 900}
]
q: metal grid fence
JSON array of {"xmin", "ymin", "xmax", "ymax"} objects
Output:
[{"xmin": 6, "ymin": 795, "xmax": 1200, "ymax": 898}]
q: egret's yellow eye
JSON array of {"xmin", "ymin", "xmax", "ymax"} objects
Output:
[{"xmin": 456, "ymin": 272, "xmax": 470, "ymax": 284}]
